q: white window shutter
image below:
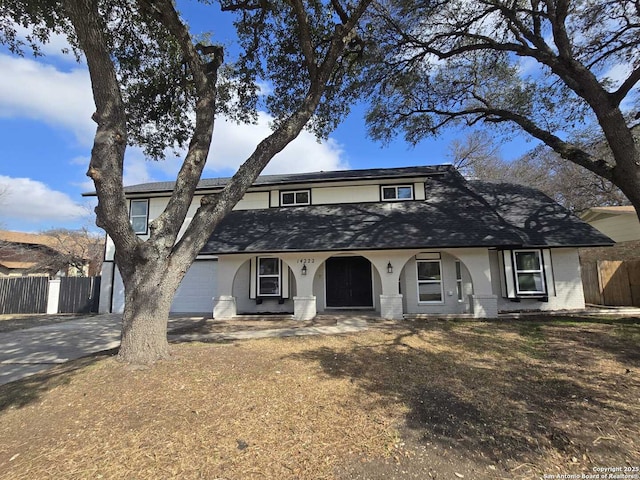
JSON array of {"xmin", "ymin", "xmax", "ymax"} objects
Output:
[
  {"xmin": 502, "ymin": 251, "xmax": 516, "ymax": 298},
  {"xmin": 281, "ymin": 262, "xmax": 289, "ymax": 298},
  {"xmin": 542, "ymin": 249, "xmax": 556, "ymax": 296},
  {"xmin": 249, "ymin": 257, "xmax": 257, "ymax": 299},
  {"xmin": 498, "ymin": 253, "xmax": 507, "ymax": 297}
]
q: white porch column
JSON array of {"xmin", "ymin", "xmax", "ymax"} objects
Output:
[
  {"xmin": 213, "ymin": 295, "xmax": 237, "ymax": 319},
  {"xmin": 380, "ymin": 294, "xmax": 404, "ymax": 320},
  {"xmin": 280, "ymin": 253, "xmax": 331, "ymax": 321},
  {"xmin": 361, "ymin": 251, "xmax": 415, "ymax": 320},
  {"xmin": 444, "ymin": 248, "xmax": 498, "ymax": 318},
  {"xmin": 212, "ymin": 255, "xmax": 250, "ymax": 319},
  {"xmin": 471, "ymin": 294, "xmax": 498, "ymax": 318},
  {"xmin": 293, "ymin": 296, "xmax": 316, "ymax": 320}
]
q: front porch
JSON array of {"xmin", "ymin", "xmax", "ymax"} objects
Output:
[{"xmin": 212, "ymin": 248, "xmax": 499, "ymax": 321}]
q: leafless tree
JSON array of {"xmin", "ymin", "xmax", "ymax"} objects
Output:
[
  {"xmin": 33, "ymin": 228, "xmax": 105, "ymax": 277},
  {"xmin": 448, "ymin": 131, "xmax": 629, "ymax": 214}
]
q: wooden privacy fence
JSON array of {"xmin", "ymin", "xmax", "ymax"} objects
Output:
[
  {"xmin": 0, "ymin": 276, "xmax": 101, "ymax": 315},
  {"xmin": 581, "ymin": 260, "xmax": 640, "ymax": 307},
  {"xmin": 0, "ymin": 276, "xmax": 49, "ymax": 314},
  {"xmin": 59, "ymin": 277, "xmax": 101, "ymax": 314}
]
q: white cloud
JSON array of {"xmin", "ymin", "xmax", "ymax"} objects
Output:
[
  {"xmin": 517, "ymin": 56, "xmax": 542, "ymax": 78},
  {"xmin": 12, "ymin": 24, "xmax": 79, "ymax": 63},
  {"xmin": 69, "ymin": 149, "xmax": 158, "ymax": 191},
  {"xmin": 0, "ymin": 53, "xmax": 347, "ymax": 187},
  {"xmin": 206, "ymin": 112, "xmax": 348, "ymax": 175},
  {"xmin": 0, "ymin": 53, "xmax": 95, "ymax": 145},
  {"xmin": 122, "ymin": 112, "xmax": 348, "ymax": 183},
  {"xmin": 0, "ymin": 175, "xmax": 88, "ymax": 224},
  {"xmin": 123, "ymin": 148, "xmax": 157, "ymax": 186},
  {"xmin": 603, "ymin": 63, "xmax": 634, "ymax": 89}
]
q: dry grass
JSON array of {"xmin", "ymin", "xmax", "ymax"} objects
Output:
[{"xmin": 0, "ymin": 317, "xmax": 638, "ymax": 479}]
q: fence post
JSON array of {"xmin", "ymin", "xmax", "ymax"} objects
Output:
[{"xmin": 47, "ymin": 278, "xmax": 61, "ymax": 314}]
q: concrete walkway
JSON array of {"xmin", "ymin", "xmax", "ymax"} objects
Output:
[
  {"xmin": 0, "ymin": 314, "xmax": 123, "ymax": 385},
  {"xmin": 0, "ymin": 314, "xmax": 370, "ymax": 386}
]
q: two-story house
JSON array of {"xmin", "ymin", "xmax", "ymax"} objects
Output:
[{"xmin": 94, "ymin": 164, "xmax": 612, "ymax": 320}]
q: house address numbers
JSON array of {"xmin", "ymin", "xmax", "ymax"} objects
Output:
[{"xmin": 297, "ymin": 258, "xmax": 315, "ymax": 264}]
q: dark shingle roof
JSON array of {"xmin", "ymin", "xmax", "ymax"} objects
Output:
[
  {"xmin": 202, "ymin": 174, "xmax": 613, "ymax": 254},
  {"xmin": 82, "ymin": 165, "xmax": 454, "ymax": 196}
]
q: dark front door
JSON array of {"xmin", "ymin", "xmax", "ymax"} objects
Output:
[{"xmin": 325, "ymin": 256, "xmax": 373, "ymax": 307}]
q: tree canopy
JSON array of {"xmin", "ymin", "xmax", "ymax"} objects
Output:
[
  {"xmin": 1, "ymin": 0, "xmax": 368, "ymax": 158},
  {"xmin": 360, "ymin": 0, "xmax": 640, "ymax": 218},
  {"xmin": 0, "ymin": 0, "xmax": 373, "ymax": 364}
]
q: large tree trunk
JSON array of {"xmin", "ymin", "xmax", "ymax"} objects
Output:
[
  {"xmin": 116, "ymin": 252, "xmax": 187, "ymax": 364},
  {"xmin": 63, "ymin": 0, "xmax": 372, "ymax": 366},
  {"xmin": 119, "ymin": 294, "xmax": 172, "ymax": 364},
  {"xmin": 615, "ymin": 168, "xmax": 640, "ymax": 224}
]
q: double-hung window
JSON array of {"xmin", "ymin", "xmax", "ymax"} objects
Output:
[
  {"xmin": 381, "ymin": 185, "xmax": 413, "ymax": 201},
  {"xmin": 130, "ymin": 199, "xmax": 149, "ymax": 234},
  {"xmin": 417, "ymin": 260, "xmax": 443, "ymax": 303},
  {"xmin": 513, "ymin": 250, "xmax": 546, "ymax": 295},
  {"xmin": 455, "ymin": 261, "xmax": 463, "ymax": 302},
  {"xmin": 258, "ymin": 257, "xmax": 280, "ymax": 296},
  {"xmin": 281, "ymin": 190, "xmax": 310, "ymax": 206}
]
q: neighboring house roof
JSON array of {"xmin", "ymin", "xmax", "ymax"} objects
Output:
[
  {"xmin": 0, "ymin": 230, "xmax": 101, "ymax": 277},
  {"xmin": 0, "ymin": 233, "xmax": 57, "ymax": 275},
  {"xmin": 579, "ymin": 205, "xmax": 640, "ymax": 243},
  {"xmin": 82, "ymin": 165, "xmax": 455, "ymax": 197},
  {"xmin": 0, "ymin": 230, "xmax": 95, "ymax": 258},
  {"xmin": 0, "ymin": 230, "xmax": 70, "ymax": 253},
  {"xmin": 203, "ymin": 174, "xmax": 613, "ymax": 254},
  {"xmin": 0, "ymin": 261, "xmax": 36, "ymax": 270},
  {"xmin": 579, "ymin": 205, "xmax": 636, "ymax": 223}
]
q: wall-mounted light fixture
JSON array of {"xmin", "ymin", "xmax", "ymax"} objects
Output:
[
  {"xmin": 387, "ymin": 261, "xmax": 393, "ymax": 274},
  {"xmin": 301, "ymin": 264, "xmax": 307, "ymax": 275}
]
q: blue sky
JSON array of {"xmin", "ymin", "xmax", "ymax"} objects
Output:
[{"xmin": 0, "ymin": 1, "xmax": 533, "ymax": 234}]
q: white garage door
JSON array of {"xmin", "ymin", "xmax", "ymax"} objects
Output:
[
  {"xmin": 171, "ymin": 260, "xmax": 218, "ymax": 313},
  {"xmin": 111, "ymin": 260, "xmax": 217, "ymax": 314}
]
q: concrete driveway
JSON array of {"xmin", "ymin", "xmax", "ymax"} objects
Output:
[{"xmin": 0, "ymin": 314, "xmax": 123, "ymax": 385}]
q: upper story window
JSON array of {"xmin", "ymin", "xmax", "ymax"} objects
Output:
[
  {"xmin": 281, "ymin": 190, "xmax": 310, "ymax": 206},
  {"xmin": 381, "ymin": 185, "xmax": 413, "ymax": 201},
  {"xmin": 513, "ymin": 250, "xmax": 546, "ymax": 295},
  {"xmin": 130, "ymin": 199, "xmax": 149, "ymax": 234}
]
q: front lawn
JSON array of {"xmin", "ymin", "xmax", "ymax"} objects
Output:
[{"xmin": 0, "ymin": 317, "xmax": 638, "ymax": 479}]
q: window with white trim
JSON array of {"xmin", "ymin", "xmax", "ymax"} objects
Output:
[
  {"xmin": 513, "ymin": 250, "xmax": 546, "ymax": 294},
  {"xmin": 258, "ymin": 257, "xmax": 280, "ymax": 296},
  {"xmin": 417, "ymin": 260, "xmax": 443, "ymax": 303},
  {"xmin": 130, "ymin": 199, "xmax": 149, "ymax": 234},
  {"xmin": 455, "ymin": 260, "xmax": 463, "ymax": 301},
  {"xmin": 381, "ymin": 185, "xmax": 413, "ymax": 201},
  {"xmin": 281, "ymin": 190, "xmax": 310, "ymax": 206}
]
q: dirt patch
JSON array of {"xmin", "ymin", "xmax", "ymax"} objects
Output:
[
  {"xmin": 169, "ymin": 316, "xmax": 338, "ymax": 335},
  {"xmin": 0, "ymin": 317, "xmax": 638, "ymax": 479}
]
